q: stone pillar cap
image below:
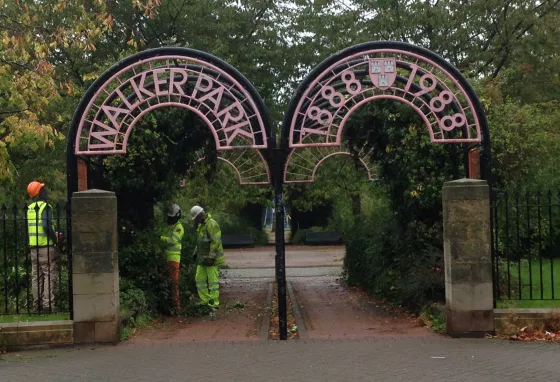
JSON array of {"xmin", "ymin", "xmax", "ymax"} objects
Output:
[
  {"xmin": 443, "ymin": 178, "xmax": 487, "ymax": 187},
  {"xmin": 72, "ymin": 189, "xmax": 115, "ymax": 198}
]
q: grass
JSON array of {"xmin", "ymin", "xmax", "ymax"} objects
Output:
[
  {"xmin": 497, "ymin": 258, "xmax": 560, "ymax": 308},
  {"xmin": 0, "ymin": 313, "xmax": 70, "ymax": 323}
]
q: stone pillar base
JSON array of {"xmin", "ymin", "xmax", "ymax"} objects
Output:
[
  {"xmin": 72, "ymin": 189, "xmax": 120, "ymax": 344},
  {"xmin": 443, "ymin": 179, "xmax": 495, "ymax": 337},
  {"xmin": 446, "ymin": 309, "xmax": 494, "ymax": 338}
]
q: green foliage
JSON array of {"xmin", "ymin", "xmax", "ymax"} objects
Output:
[
  {"xmin": 290, "ymin": 226, "xmax": 334, "ymax": 245},
  {"xmin": 340, "ymin": 101, "xmax": 457, "ymax": 309},
  {"xmin": 1, "ymin": 0, "xmax": 560, "ymax": 319},
  {"xmin": 103, "ymin": 108, "xmax": 214, "ymax": 227},
  {"xmin": 0, "ymin": 139, "xmax": 66, "ymax": 206},
  {"xmin": 0, "ymin": 206, "xmax": 69, "ymax": 313},
  {"xmin": 419, "ymin": 305, "xmax": 446, "ymax": 334},
  {"xmin": 482, "ymin": 87, "xmax": 560, "ymax": 190},
  {"xmin": 291, "ymin": 228, "xmax": 310, "ymax": 245},
  {"xmin": 286, "ymin": 154, "xmax": 370, "ymax": 235},
  {"xmin": 117, "ymin": 224, "xmax": 172, "ymax": 314},
  {"xmin": 120, "ymin": 278, "xmax": 148, "ymax": 314},
  {"xmin": 0, "ymin": 313, "xmax": 69, "ymax": 323},
  {"xmin": 117, "ymin": 220, "xmax": 201, "ymax": 316},
  {"xmin": 176, "ymin": 154, "xmax": 272, "ymax": 243},
  {"xmin": 343, "ymin": 205, "xmax": 445, "ymax": 310}
]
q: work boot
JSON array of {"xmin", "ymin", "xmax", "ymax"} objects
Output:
[{"xmin": 208, "ymin": 299, "xmax": 219, "ymax": 310}]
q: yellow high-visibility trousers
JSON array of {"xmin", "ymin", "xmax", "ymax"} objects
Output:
[{"xmin": 195, "ymin": 265, "xmax": 219, "ymax": 307}]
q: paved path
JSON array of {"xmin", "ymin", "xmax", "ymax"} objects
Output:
[
  {"xmin": 291, "ymin": 275, "xmax": 429, "ymax": 339},
  {"xmin": 127, "ymin": 279, "xmax": 269, "ymax": 344},
  {"xmin": 3, "ymin": 246, "xmax": 560, "ymax": 380},
  {"xmin": 222, "ymin": 266, "xmax": 342, "ymax": 279},
  {"xmin": 1, "ymin": 338, "xmax": 559, "ymax": 381},
  {"xmin": 224, "ymin": 245, "xmax": 345, "ymax": 269}
]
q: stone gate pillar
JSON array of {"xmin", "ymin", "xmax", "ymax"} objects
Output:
[
  {"xmin": 71, "ymin": 189, "xmax": 119, "ymax": 344},
  {"xmin": 443, "ymin": 179, "xmax": 494, "ymax": 337}
]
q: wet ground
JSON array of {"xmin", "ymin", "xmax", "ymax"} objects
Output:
[
  {"xmin": 4, "ymin": 246, "xmax": 560, "ymax": 381},
  {"xmin": 127, "ymin": 245, "xmax": 431, "ymax": 342}
]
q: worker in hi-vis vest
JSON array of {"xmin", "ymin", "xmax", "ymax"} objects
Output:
[
  {"xmin": 160, "ymin": 204, "xmax": 184, "ymax": 311},
  {"xmin": 27, "ymin": 181, "xmax": 62, "ymax": 312},
  {"xmin": 190, "ymin": 205, "xmax": 224, "ymax": 309}
]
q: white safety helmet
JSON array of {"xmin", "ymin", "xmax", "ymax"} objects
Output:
[
  {"xmin": 167, "ymin": 204, "xmax": 182, "ymax": 219},
  {"xmin": 190, "ymin": 205, "xmax": 204, "ymax": 220}
]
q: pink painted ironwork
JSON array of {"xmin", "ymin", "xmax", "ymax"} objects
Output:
[
  {"xmin": 288, "ymin": 49, "xmax": 482, "ymax": 148},
  {"xmin": 180, "ymin": 149, "xmax": 270, "ymax": 186},
  {"xmin": 284, "ymin": 142, "xmax": 376, "ymax": 183},
  {"xmin": 75, "ymin": 56, "xmax": 268, "ymax": 155}
]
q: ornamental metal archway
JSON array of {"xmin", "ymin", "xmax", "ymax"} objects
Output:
[
  {"xmin": 66, "ymin": 47, "xmax": 275, "ymax": 318},
  {"xmin": 273, "ymin": 41, "xmax": 492, "ymax": 339},
  {"xmin": 67, "ymin": 48, "xmax": 275, "ymax": 190},
  {"xmin": 65, "ymin": 42, "xmax": 491, "ymax": 340}
]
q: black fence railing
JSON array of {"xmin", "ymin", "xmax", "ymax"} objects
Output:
[
  {"xmin": 492, "ymin": 191, "xmax": 560, "ymax": 306},
  {"xmin": 0, "ymin": 202, "xmax": 71, "ymax": 316}
]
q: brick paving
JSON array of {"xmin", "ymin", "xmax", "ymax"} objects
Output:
[{"xmin": 1, "ymin": 337, "xmax": 559, "ymax": 381}]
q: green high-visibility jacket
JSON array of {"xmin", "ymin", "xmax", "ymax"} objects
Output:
[
  {"xmin": 161, "ymin": 222, "xmax": 184, "ymax": 263},
  {"xmin": 27, "ymin": 201, "xmax": 56, "ymax": 247},
  {"xmin": 196, "ymin": 215, "xmax": 224, "ymax": 265}
]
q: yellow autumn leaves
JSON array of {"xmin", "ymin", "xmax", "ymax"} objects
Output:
[{"xmin": 0, "ymin": 0, "xmax": 162, "ymax": 180}]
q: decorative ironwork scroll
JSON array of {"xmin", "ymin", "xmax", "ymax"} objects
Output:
[
  {"xmin": 181, "ymin": 149, "xmax": 271, "ymax": 186},
  {"xmin": 284, "ymin": 42, "xmax": 487, "ymax": 149},
  {"xmin": 284, "ymin": 144, "xmax": 376, "ymax": 183}
]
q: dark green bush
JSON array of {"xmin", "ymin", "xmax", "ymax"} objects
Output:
[
  {"xmin": 120, "ymin": 278, "xmax": 148, "ymax": 313},
  {"xmin": 117, "ymin": 219, "xmax": 202, "ymax": 315},
  {"xmin": 118, "ymin": 223, "xmax": 172, "ymax": 314},
  {"xmin": 341, "ymin": 101, "xmax": 456, "ymax": 311},
  {"xmin": 291, "ymin": 229, "xmax": 311, "ymax": 245},
  {"xmin": 343, "ymin": 212, "xmax": 445, "ymax": 310}
]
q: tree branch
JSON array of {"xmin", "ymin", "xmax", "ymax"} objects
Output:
[
  {"xmin": 477, "ymin": 0, "xmax": 560, "ymax": 77},
  {"xmin": 0, "ymin": 58, "xmax": 33, "ymax": 71},
  {"xmin": 0, "ymin": 109, "xmax": 28, "ymax": 115},
  {"xmin": 244, "ymin": 0, "xmax": 273, "ymax": 43}
]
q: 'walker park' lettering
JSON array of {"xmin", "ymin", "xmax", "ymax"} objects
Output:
[{"xmin": 87, "ymin": 68, "xmax": 255, "ymax": 150}]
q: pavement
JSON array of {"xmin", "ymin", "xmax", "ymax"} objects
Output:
[
  {"xmin": 1, "ymin": 337, "xmax": 559, "ymax": 381},
  {"xmin": 2, "ymin": 246, "xmax": 560, "ymax": 381}
]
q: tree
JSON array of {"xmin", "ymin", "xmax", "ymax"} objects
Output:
[{"xmin": 0, "ymin": 0, "xmax": 120, "ymax": 179}]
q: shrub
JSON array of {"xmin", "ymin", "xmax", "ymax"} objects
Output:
[
  {"xmin": 343, "ymin": 209, "xmax": 445, "ymax": 311},
  {"xmin": 120, "ymin": 278, "xmax": 148, "ymax": 313},
  {"xmin": 291, "ymin": 229, "xmax": 311, "ymax": 245},
  {"xmin": 118, "ymin": 223, "xmax": 172, "ymax": 314}
]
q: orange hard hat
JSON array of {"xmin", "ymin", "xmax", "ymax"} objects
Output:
[{"xmin": 27, "ymin": 181, "xmax": 44, "ymax": 198}]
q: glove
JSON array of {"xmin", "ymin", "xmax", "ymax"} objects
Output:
[
  {"xmin": 55, "ymin": 232, "xmax": 64, "ymax": 250},
  {"xmin": 202, "ymin": 258, "xmax": 215, "ymax": 266}
]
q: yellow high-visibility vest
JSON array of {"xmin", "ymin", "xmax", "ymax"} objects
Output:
[
  {"xmin": 161, "ymin": 222, "xmax": 184, "ymax": 263},
  {"xmin": 27, "ymin": 201, "xmax": 55, "ymax": 247}
]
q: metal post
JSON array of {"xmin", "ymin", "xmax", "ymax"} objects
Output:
[
  {"xmin": 505, "ymin": 192, "xmax": 510, "ymax": 298},
  {"xmin": 66, "ymin": 154, "xmax": 78, "ymax": 320},
  {"xmin": 13, "ymin": 205, "xmax": 19, "ymax": 314},
  {"xmin": 2, "ymin": 204, "xmax": 8, "ymax": 314},
  {"xmin": 273, "ymin": 152, "xmax": 288, "ymax": 340}
]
